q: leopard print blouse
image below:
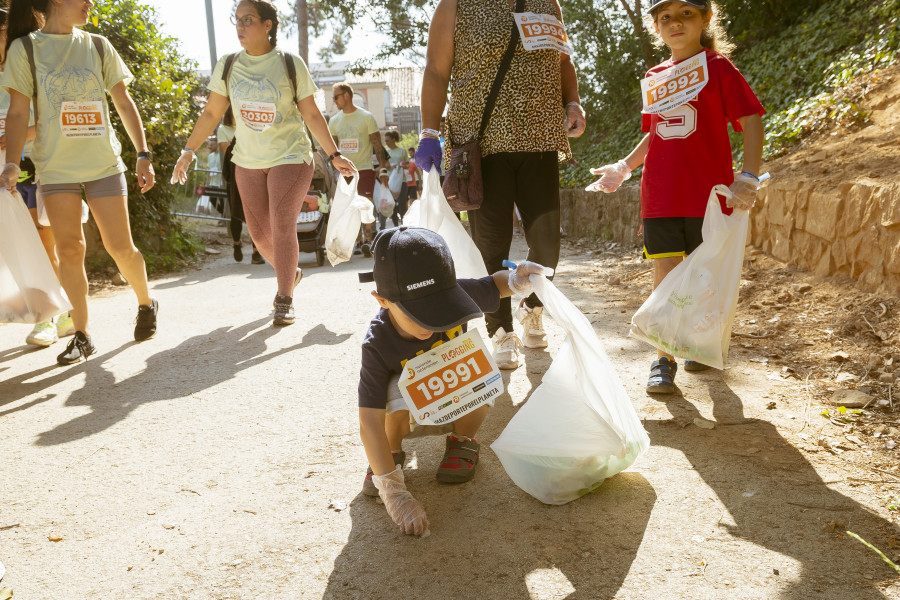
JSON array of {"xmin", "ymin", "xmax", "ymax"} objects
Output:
[{"xmin": 447, "ymin": 0, "xmax": 572, "ymax": 162}]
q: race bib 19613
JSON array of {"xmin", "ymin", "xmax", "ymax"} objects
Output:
[
  {"xmin": 239, "ymin": 100, "xmax": 276, "ymax": 133},
  {"xmin": 514, "ymin": 12, "xmax": 573, "ymax": 55},
  {"xmin": 641, "ymin": 51, "xmax": 708, "ymax": 114},
  {"xmin": 339, "ymin": 138, "xmax": 359, "ymax": 154},
  {"xmin": 60, "ymin": 101, "xmax": 106, "ymax": 138},
  {"xmin": 400, "ymin": 330, "xmax": 503, "ymax": 426}
]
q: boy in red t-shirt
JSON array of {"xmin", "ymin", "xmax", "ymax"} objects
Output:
[
  {"xmin": 405, "ymin": 146, "xmax": 419, "ymax": 202},
  {"xmin": 588, "ymin": 0, "xmax": 764, "ymax": 394}
]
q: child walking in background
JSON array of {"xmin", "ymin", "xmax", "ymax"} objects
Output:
[
  {"xmin": 587, "ymin": 0, "xmax": 764, "ymax": 394},
  {"xmin": 357, "ymin": 226, "xmax": 549, "ymax": 535}
]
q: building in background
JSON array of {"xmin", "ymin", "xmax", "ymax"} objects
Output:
[{"xmin": 310, "ymin": 61, "xmax": 423, "ymax": 134}]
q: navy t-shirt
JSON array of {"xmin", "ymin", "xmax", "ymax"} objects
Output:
[{"xmin": 358, "ymin": 276, "xmax": 500, "ymax": 409}]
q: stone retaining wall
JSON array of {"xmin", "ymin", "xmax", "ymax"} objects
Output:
[{"xmin": 561, "ymin": 178, "xmax": 900, "ymax": 294}]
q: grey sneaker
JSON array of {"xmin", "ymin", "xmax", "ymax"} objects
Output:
[{"xmin": 273, "ymin": 295, "xmax": 295, "ymax": 326}]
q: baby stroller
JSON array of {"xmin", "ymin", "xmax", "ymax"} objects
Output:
[{"xmin": 297, "ymin": 191, "xmax": 329, "ymax": 267}]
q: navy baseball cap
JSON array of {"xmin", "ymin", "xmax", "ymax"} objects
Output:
[
  {"xmin": 647, "ymin": 0, "xmax": 707, "ymax": 13},
  {"xmin": 358, "ymin": 226, "xmax": 483, "ymax": 331}
]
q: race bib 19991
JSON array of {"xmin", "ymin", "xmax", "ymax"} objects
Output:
[
  {"xmin": 400, "ymin": 330, "xmax": 503, "ymax": 426},
  {"xmin": 640, "ymin": 51, "xmax": 708, "ymax": 114},
  {"xmin": 239, "ymin": 100, "xmax": 276, "ymax": 133},
  {"xmin": 60, "ymin": 101, "xmax": 105, "ymax": 138}
]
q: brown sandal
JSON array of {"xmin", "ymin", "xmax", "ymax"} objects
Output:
[{"xmin": 436, "ymin": 436, "xmax": 480, "ymax": 483}]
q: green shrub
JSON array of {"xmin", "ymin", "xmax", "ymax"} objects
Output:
[{"xmin": 84, "ymin": 0, "xmax": 205, "ymax": 272}]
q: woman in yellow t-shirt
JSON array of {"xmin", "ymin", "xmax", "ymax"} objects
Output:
[
  {"xmin": 0, "ymin": 0, "xmax": 159, "ymax": 367},
  {"xmin": 172, "ymin": 0, "xmax": 356, "ymax": 327}
]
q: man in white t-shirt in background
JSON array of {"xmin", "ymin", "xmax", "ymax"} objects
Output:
[{"xmin": 328, "ymin": 82, "xmax": 389, "ymax": 256}]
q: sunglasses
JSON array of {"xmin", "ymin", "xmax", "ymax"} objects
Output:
[{"xmin": 332, "ymin": 92, "xmax": 347, "ymax": 101}]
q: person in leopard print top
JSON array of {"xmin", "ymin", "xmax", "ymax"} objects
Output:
[{"xmin": 416, "ymin": 0, "xmax": 586, "ymax": 371}]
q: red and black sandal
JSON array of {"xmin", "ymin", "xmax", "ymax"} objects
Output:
[
  {"xmin": 362, "ymin": 451, "xmax": 406, "ymax": 497},
  {"xmin": 436, "ymin": 436, "xmax": 480, "ymax": 484}
]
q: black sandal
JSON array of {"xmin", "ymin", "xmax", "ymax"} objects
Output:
[
  {"xmin": 647, "ymin": 357, "xmax": 677, "ymax": 394},
  {"xmin": 436, "ymin": 436, "xmax": 480, "ymax": 483}
]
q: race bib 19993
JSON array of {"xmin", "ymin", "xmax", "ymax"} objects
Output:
[
  {"xmin": 60, "ymin": 101, "xmax": 105, "ymax": 138},
  {"xmin": 640, "ymin": 51, "xmax": 708, "ymax": 114},
  {"xmin": 400, "ymin": 330, "xmax": 503, "ymax": 426}
]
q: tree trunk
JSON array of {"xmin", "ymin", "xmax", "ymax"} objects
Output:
[
  {"xmin": 296, "ymin": 0, "xmax": 309, "ymax": 64},
  {"xmin": 617, "ymin": 0, "xmax": 655, "ymax": 71}
]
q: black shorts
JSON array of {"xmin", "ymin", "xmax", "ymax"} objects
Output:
[{"xmin": 642, "ymin": 217, "xmax": 704, "ymax": 259}]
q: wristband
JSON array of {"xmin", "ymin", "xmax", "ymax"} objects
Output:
[
  {"xmin": 566, "ymin": 101, "xmax": 583, "ymax": 110},
  {"xmin": 740, "ymin": 170, "xmax": 759, "ymax": 181},
  {"xmin": 420, "ymin": 128, "xmax": 440, "ymax": 139}
]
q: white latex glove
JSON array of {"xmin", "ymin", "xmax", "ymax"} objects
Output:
[
  {"xmin": 586, "ymin": 160, "xmax": 631, "ymax": 193},
  {"xmin": 372, "ymin": 466, "xmax": 430, "ymax": 536},
  {"xmin": 0, "ymin": 162, "xmax": 21, "ymax": 192},
  {"xmin": 727, "ymin": 172, "xmax": 759, "ymax": 210},
  {"xmin": 508, "ymin": 261, "xmax": 554, "ymax": 296},
  {"xmin": 170, "ymin": 150, "xmax": 195, "ymax": 185}
]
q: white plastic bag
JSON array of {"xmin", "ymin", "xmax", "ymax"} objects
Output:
[
  {"xmin": 388, "ymin": 165, "xmax": 403, "ymax": 198},
  {"xmin": 37, "ymin": 185, "xmax": 89, "ymax": 227},
  {"xmin": 492, "ymin": 276, "xmax": 650, "ymax": 505},
  {"xmin": 374, "ymin": 181, "xmax": 395, "ymax": 218},
  {"xmin": 0, "ymin": 189, "xmax": 71, "ymax": 323},
  {"xmin": 324, "ymin": 173, "xmax": 375, "ymax": 266},
  {"xmin": 403, "ymin": 167, "xmax": 488, "ymax": 279},
  {"xmin": 630, "ymin": 184, "xmax": 748, "ymax": 369}
]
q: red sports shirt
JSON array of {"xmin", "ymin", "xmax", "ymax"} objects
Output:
[{"xmin": 640, "ymin": 49, "xmax": 764, "ymax": 219}]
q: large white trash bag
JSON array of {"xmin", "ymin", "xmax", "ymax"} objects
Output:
[
  {"xmin": 374, "ymin": 181, "xmax": 395, "ymax": 218},
  {"xmin": 403, "ymin": 167, "xmax": 488, "ymax": 279},
  {"xmin": 387, "ymin": 165, "xmax": 403, "ymax": 199},
  {"xmin": 0, "ymin": 189, "xmax": 71, "ymax": 323},
  {"xmin": 630, "ymin": 184, "xmax": 748, "ymax": 370},
  {"xmin": 492, "ymin": 276, "xmax": 650, "ymax": 505},
  {"xmin": 324, "ymin": 173, "xmax": 375, "ymax": 266}
]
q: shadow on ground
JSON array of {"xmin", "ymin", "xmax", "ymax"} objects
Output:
[
  {"xmin": 0, "ymin": 319, "xmax": 351, "ymax": 445},
  {"xmin": 323, "ymin": 471, "xmax": 655, "ymax": 600}
]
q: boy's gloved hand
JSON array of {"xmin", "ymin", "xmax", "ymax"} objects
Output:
[
  {"xmin": 414, "ymin": 138, "xmax": 442, "ymax": 175},
  {"xmin": 586, "ymin": 160, "xmax": 631, "ymax": 193},
  {"xmin": 727, "ymin": 172, "xmax": 759, "ymax": 210},
  {"xmin": 508, "ymin": 261, "xmax": 554, "ymax": 296},
  {"xmin": 372, "ymin": 466, "xmax": 430, "ymax": 536}
]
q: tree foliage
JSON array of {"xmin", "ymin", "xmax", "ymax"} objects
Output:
[{"xmin": 83, "ymin": 0, "xmax": 204, "ymax": 271}]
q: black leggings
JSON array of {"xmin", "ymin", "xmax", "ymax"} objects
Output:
[{"xmin": 468, "ymin": 151, "xmax": 560, "ymax": 337}]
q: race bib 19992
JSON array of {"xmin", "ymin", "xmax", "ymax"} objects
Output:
[
  {"xmin": 640, "ymin": 51, "xmax": 708, "ymax": 114},
  {"xmin": 60, "ymin": 101, "xmax": 106, "ymax": 138},
  {"xmin": 400, "ymin": 330, "xmax": 503, "ymax": 426}
]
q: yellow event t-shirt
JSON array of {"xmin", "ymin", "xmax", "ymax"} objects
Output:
[
  {"xmin": 0, "ymin": 29, "xmax": 132, "ymax": 185},
  {"xmin": 208, "ymin": 49, "xmax": 318, "ymax": 170},
  {"xmin": 328, "ymin": 107, "xmax": 379, "ymax": 171},
  {"xmin": 216, "ymin": 124, "xmax": 235, "ymax": 145}
]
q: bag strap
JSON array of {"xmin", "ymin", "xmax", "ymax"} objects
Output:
[
  {"xmin": 22, "ymin": 32, "xmax": 107, "ymax": 125},
  {"xmin": 221, "ymin": 52, "xmax": 239, "ymax": 99},
  {"xmin": 21, "ymin": 35, "xmax": 39, "ymax": 124},
  {"xmin": 279, "ymin": 50, "xmax": 299, "ymax": 108},
  {"xmin": 476, "ymin": 0, "xmax": 526, "ymax": 141}
]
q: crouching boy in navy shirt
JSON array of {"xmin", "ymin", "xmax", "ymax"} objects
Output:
[{"xmin": 357, "ymin": 226, "xmax": 551, "ymax": 535}]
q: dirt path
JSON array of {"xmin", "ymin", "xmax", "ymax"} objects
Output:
[{"xmin": 1, "ymin": 234, "xmax": 898, "ymax": 599}]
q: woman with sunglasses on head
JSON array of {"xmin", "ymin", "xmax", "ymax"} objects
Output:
[
  {"xmin": 0, "ymin": 0, "xmax": 159, "ymax": 366},
  {"xmin": 172, "ymin": 0, "xmax": 356, "ymax": 327}
]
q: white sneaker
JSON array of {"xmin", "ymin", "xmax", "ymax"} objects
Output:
[
  {"xmin": 26, "ymin": 320, "xmax": 59, "ymax": 347},
  {"xmin": 491, "ymin": 327, "xmax": 522, "ymax": 370},
  {"xmin": 515, "ymin": 301, "xmax": 548, "ymax": 349},
  {"xmin": 56, "ymin": 311, "xmax": 75, "ymax": 337}
]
